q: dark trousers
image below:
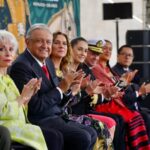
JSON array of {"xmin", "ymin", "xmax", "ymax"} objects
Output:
[
  {"xmin": 41, "ymin": 128, "xmax": 64, "ymax": 150},
  {"xmin": 90, "ymin": 111, "xmax": 126, "ymax": 150},
  {"xmin": 0, "ymin": 126, "xmax": 11, "ymax": 150},
  {"xmin": 34, "ymin": 116, "xmax": 97, "ymax": 150}
]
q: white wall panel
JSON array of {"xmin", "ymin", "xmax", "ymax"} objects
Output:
[{"xmin": 80, "ymin": 0, "xmax": 144, "ymax": 66}]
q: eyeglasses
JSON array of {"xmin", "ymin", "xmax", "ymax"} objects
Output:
[
  {"xmin": 119, "ymin": 53, "xmax": 134, "ymax": 58},
  {"xmin": 30, "ymin": 39, "xmax": 52, "ymax": 45}
]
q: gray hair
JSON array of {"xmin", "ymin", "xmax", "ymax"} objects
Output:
[
  {"xmin": 0, "ymin": 30, "xmax": 18, "ymax": 52},
  {"xmin": 26, "ymin": 23, "xmax": 52, "ymax": 39}
]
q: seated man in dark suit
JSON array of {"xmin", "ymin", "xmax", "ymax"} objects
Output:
[
  {"xmin": 112, "ymin": 44, "xmax": 150, "ymax": 138},
  {"xmin": 112, "ymin": 45, "xmax": 140, "ymax": 84},
  {"xmin": 9, "ymin": 24, "xmax": 97, "ymax": 150}
]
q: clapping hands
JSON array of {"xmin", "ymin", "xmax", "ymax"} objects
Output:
[
  {"xmin": 85, "ymin": 79, "xmax": 102, "ymax": 96},
  {"xmin": 58, "ymin": 69, "xmax": 85, "ymax": 93},
  {"xmin": 102, "ymin": 85, "xmax": 119, "ymax": 99},
  {"xmin": 102, "ymin": 84, "xmax": 125, "ymax": 107},
  {"xmin": 18, "ymin": 78, "xmax": 42, "ymax": 106},
  {"xmin": 70, "ymin": 70, "xmax": 85, "ymax": 95},
  {"xmin": 139, "ymin": 82, "xmax": 150, "ymax": 96},
  {"xmin": 120, "ymin": 69, "xmax": 138, "ymax": 86}
]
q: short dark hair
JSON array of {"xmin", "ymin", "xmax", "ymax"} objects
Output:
[
  {"xmin": 71, "ymin": 37, "xmax": 87, "ymax": 48},
  {"xmin": 118, "ymin": 44, "xmax": 133, "ymax": 54}
]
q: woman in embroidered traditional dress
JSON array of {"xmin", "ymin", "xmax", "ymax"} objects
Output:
[
  {"xmin": 92, "ymin": 39, "xmax": 150, "ymax": 150},
  {"xmin": 0, "ymin": 30, "xmax": 48, "ymax": 150},
  {"xmin": 50, "ymin": 32, "xmax": 116, "ymax": 150}
]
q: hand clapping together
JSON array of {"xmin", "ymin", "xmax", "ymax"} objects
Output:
[
  {"xmin": 18, "ymin": 78, "xmax": 42, "ymax": 106},
  {"xmin": 58, "ymin": 69, "xmax": 85, "ymax": 94},
  {"xmin": 139, "ymin": 82, "xmax": 150, "ymax": 96}
]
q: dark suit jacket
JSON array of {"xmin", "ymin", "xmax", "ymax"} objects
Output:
[
  {"xmin": 9, "ymin": 50, "xmax": 63, "ymax": 123},
  {"xmin": 112, "ymin": 63, "xmax": 142, "ymax": 110},
  {"xmin": 112, "ymin": 63, "xmax": 141, "ymax": 84}
]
